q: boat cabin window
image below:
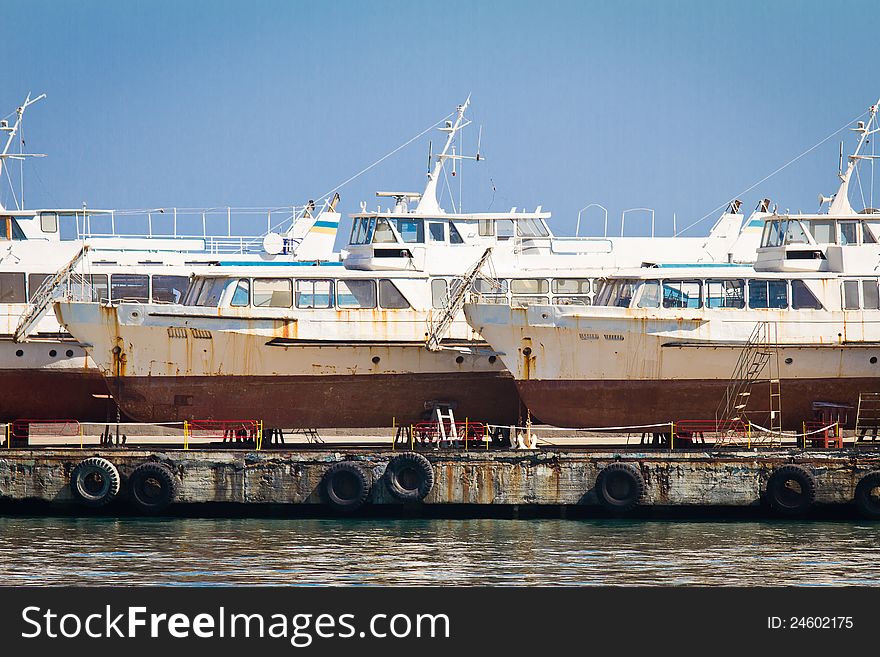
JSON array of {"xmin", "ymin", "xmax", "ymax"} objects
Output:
[
  {"xmin": 295, "ymin": 279, "xmax": 333, "ymax": 309},
  {"xmin": 662, "ymin": 280, "xmax": 702, "ymax": 309},
  {"xmin": 253, "ymin": 278, "xmax": 293, "ymax": 308},
  {"xmin": 596, "ymin": 279, "xmax": 637, "ymax": 308},
  {"xmin": 705, "ymin": 279, "xmax": 745, "ymax": 309},
  {"xmin": 478, "ymin": 220, "xmax": 494, "ymax": 237},
  {"xmin": 69, "ymin": 274, "xmax": 108, "ymax": 302},
  {"xmin": 839, "ymin": 221, "xmax": 858, "ymax": 245},
  {"xmin": 842, "ymin": 279, "xmax": 880, "ymax": 310},
  {"xmin": 449, "ymin": 223, "xmax": 464, "ymax": 244},
  {"xmin": 152, "ymin": 275, "xmax": 189, "ymax": 304},
  {"xmin": 748, "ymin": 280, "xmax": 788, "ymax": 309},
  {"xmin": 809, "ymin": 220, "xmax": 834, "ymax": 244},
  {"xmin": 862, "ymin": 221, "xmax": 878, "ymax": 244},
  {"xmin": 372, "ymin": 218, "xmax": 397, "ymax": 244},
  {"xmin": 428, "ymin": 222, "xmax": 446, "ymax": 242},
  {"xmin": 636, "ymin": 281, "xmax": 661, "ymax": 308},
  {"xmin": 864, "ymin": 280, "xmax": 880, "ymax": 310},
  {"xmin": 497, "ymin": 220, "xmax": 515, "ymax": 239},
  {"xmin": 516, "ymin": 218, "xmax": 550, "ymax": 238},
  {"xmin": 473, "ymin": 278, "xmax": 509, "ymax": 295},
  {"xmin": 510, "ymin": 279, "xmax": 549, "ymax": 295},
  {"xmin": 229, "ymin": 279, "xmax": 250, "ymax": 307},
  {"xmin": 111, "ymin": 274, "xmax": 149, "ymax": 302},
  {"xmin": 378, "ymin": 279, "xmax": 410, "ymax": 309},
  {"xmin": 337, "ymin": 279, "xmax": 377, "ymax": 309},
  {"xmin": 431, "ymin": 278, "xmax": 448, "ymax": 309},
  {"xmin": 350, "ymin": 218, "xmax": 371, "ymax": 245},
  {"xmin": 762, "ymin": 219, "xmax": 810, "ymax": 247},
  {"xmin": 0, "ymin": 216, "xmax": 25, "ymax": 241},
  {"xmin": 791, "ymin": 280, "xmax": 824, "ymax": 310},
  {"xmin": 27, "ymin": 274, "xmax": 52, "ymax": 301},
  {"xmin": 0, "ymin": 272, "xmax": 25, "ymax": 302},
  {"xmin": 843, "ymin": 280, "xmax": 860, "ymax": 310},
  {"xmin": 194, "ymin": 278, "xmax": 229, "ymax": 306},
  {"xmin": 552, "ymin": 278, "xmax": 594, "ymax": 305},
  {"xmin": 39, "ymin": 212, "xmax": 58, "ymax": 234},
  {"xmin": 394, "ymin": 219, "xmax": 424, "ymax": 244}
]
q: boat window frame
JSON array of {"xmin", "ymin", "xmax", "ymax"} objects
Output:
[
  {"xmin": 336, "ymin": 279, "xmax": 377, "ymax": 309},
  {"xmin": 252, "ymin": 277, "xmax": 293, "ymax": 308},
  {"xmin": 295, "ymin": 278, "xmax": 334, "ymax": 309},
  {"xmin": 705, "ymin": 279, "xmax": 746, "ymax": 309}
]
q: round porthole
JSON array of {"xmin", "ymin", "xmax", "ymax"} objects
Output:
[
  {"xmin": 15, "ymin": 349, "xmax": 23, "ymax": 357},
  {"xmin": 66, "ymin": 349, "xmax": 74, "ymax": 358},
  {"xmin": 784, "ymin": 357, "xmax": 793, "ymax": 365},
  {"xmin": 131, "ymin": 311, "xmax": 140, "ymax": 318},
  {"xmin": 49, "ymin": 349, "xmax": 57, "ymax": 358},
  {"xmin": 455, "ymin": 355, "xmax": 464, "ymax": 364},
  {"xmin": 872, "ymin": 357, "xmax": 878, "ymax": 365},
  {"xmin": 488, "ymin": 355, "xmax": 497, "ymax": 364},
  {"xmin": 371, "ymin": 356, "xmax": 380, "ymax": 364}
]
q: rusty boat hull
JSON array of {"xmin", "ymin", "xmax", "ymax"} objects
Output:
[
  {"xmin": 105, "ymin": 371, "xmax": 522, "ymax": 427},
  {"xmin": 516, "ymin": 377, "xmax": 876, "ymax": 430},
  {"xmin": 0, "ymin": 367, "xmax": 117, "ymax": 422}
]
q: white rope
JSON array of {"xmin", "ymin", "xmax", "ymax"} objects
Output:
[
  {"xmin": 312, "ymin": 111, "xmax": 455, "ymax": 204},
  {"xmin": 675, "ymin": 108, "xmax": 870, "ymax": 236},
  {"xmin": 485, "ymin": 421, "xmax": 674, "ymax": 432},
  {"xmin": 747, "ymin": 421, "xmax": 839, "ymax": 438}
]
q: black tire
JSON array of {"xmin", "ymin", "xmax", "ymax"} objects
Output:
[
  {"xmin": 384, "ymin": 453, "xmax": 434, "ymax": 502},
  {"xmin": 854, "ymin": 471, "xmax": 880, "ymax": 520},
  {"xmin": 323, "ymin": 462, "xmax": 371, "ymax": 512},
  {"xmin": 767, "ymin": 465, "xmax": 816, "ymax": 516},
  {"xmin": 128, "ymin": 462, "xmax": 178, "ymax": 514},
  {"xmin": 69, "ymin": 457, "xmax": 121, "ymax": 507},
  {"xmin": 595, "ymin": 463, "xmax": 646, "ymax": 512}
]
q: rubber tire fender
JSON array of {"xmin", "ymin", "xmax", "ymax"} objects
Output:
[
  {"xmin": 384, "ymin": 453, "xmax": 434, "ymax": 502},
  {"xmin": 595, "ymin": 463, "xmax": 646, "ymax": 512},
  {"xmin": 854, "ymin": 471, "xmax": 880, "ymax": 520},
  {"xmin": 70, "ymin": 457, "xmax": 121, "ymax": 507},
  {"xmin": 128, "ymin": 462, "xmax": 178, "ymax": 514},
  {"xmin": 323, "ymin": 462, "xmax": 371, "ymax": 512},
  {"xmin": 766, "ymin": 464, "xmax": 816, "ymax": 516}
]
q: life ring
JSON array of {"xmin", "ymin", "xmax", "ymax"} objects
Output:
[
  {"xmin": 854, "ymin": 471, "xmax": 880, "ymax": 519},
  {"xmin": 69, "ymin": 457, "xmax": 121, "ymax": 507},
  {"xmin": 766, "ymin": 465, "xmax": 816, "ymax": 515},
  {"xmin": 384, "ymin": 453, "xmax": 434, "ymax": 502},
  {"xmin": 595, "ymin": 463, "xmax": 646, "ymax": 512},
  {"xmin": 323, "ymin": 462, "xmax": 371, "ymax": 512},
  {"xmin": 128, "ymin": 462, "xmax": 178, "ymax": 514}
]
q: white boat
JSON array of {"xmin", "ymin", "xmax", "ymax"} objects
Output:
[
  {"xmin": 464, "ymin": 100, "xmax": 880, "ymax": 431},
  {"xmin": 0, "ymin": 93, "xmax": 339, "ymax": 421},
  {"xmin": 54, "ymin": 99, "xmax": 763, "ymax": 428}
]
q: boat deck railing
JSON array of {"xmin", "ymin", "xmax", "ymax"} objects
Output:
[{"xmin": 49, "ymin": 202, "xmax": 326, "ymax": 253}]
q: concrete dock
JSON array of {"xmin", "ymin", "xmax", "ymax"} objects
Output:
[{"xmin": 2, "ymin": 445, "xmax": 880, "ymax": 518}]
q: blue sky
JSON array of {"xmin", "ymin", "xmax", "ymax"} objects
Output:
[{"xmin": 2, "ymin": 0, "xmax": 879, "ymax": 242}]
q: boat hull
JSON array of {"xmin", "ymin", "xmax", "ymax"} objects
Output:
[
  {"xmin": 0, "ymin": 367, "xmax": 117, "ymax": 422},
  {"xmin": 516, "ymin": 377, "xmax": 875, "ymax": 430},
  {"xmin": 105, "ymin": 371, "xmax": 522, "ymax": 427}
]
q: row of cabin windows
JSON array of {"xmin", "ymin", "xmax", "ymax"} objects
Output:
[
  {"xmin": 0, "ymin": 272, "xmax": 189, "ymax": 304},
  {"xmin": 597, "ymin": 278, "xmax": 825, "ymax": 310},
  {"xmin": 350, "ymin": 218, "xmax": 465, "ymax": 246},
  {"xmin": 762, "ymin": 218, "xmax": 878, "ymax": 247},
  {"xmin": 185, "ymin": 277, "xmax": 411, "ymax": 310},
  {"xmin": 842, "ymin": 279, "xmax": 880, "ymax": 310},
  {"xmin": 431, "ymin": 277, "xmax": 598, "ymax": 309}
]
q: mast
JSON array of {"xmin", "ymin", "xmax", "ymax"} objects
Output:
[
  {"xmin": 415, "ymin": 96, "xmax": 471, "ymax": 214},
  {"xmin": 0, "ymin": 93, "xmax": 47, "ymax": 211},
  {"xmin": 828, "ymin": 98, "xmax": 880, "ymax": 215}
]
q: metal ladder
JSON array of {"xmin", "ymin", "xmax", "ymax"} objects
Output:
[
  {"xmin": 856, "ymin": 392, "xmax": 880, "ymax": 440},
  {"xmin": 13, "ymin": 245, "xmax": 90, "ymax": 342},
  {"xmin": 425, "ymin": 247, "xmax": 492, "ymax": 351},
  {"xmin": 435, "ymin": 406, "xmax": 458, "ymax": 445},
  {"xmin": 715, "ymin": 321, "xmax": 782, "ymax": 444}
]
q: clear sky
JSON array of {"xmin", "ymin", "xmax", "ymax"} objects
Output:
[{"xmin": 3, "ymin": 0, "xmax": 879, "ymax": 243}]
